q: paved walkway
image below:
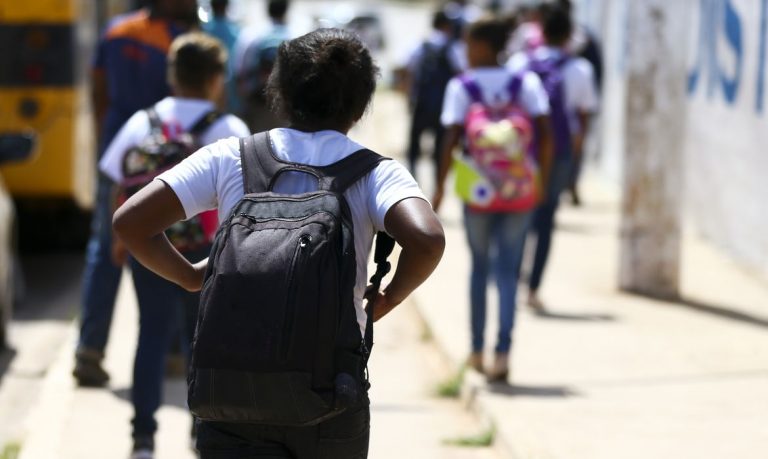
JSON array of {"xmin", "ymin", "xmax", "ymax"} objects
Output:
[
  {"xmin": 412, "ymin": 173, "xmax": 768, "ymax": 458},
  {"xmin": 15, "ymin": 269, "xmax": 499, "ymax": 459}
]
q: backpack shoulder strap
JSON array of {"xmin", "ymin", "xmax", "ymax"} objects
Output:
[
  {"xmin": 459, "ymin": 74, "xmax": 483, "ymax": 104},
  {"xmin": 189, "ymin": 110, "xmax": 225, "ymax": 137},
  {"xmin": 316, "ymin": 150, "xmax": 390, "ymax": 194},
  {"xmin": 507, "ymin": 72, "xmax": 525, "ymax": 102},
  {"xmin": 240, "ymin": 132, "xmax": 292, "ymax": 193},
  {"xmin": 240, "ymin": 132, "xmax": 390, "ymax": 195},
  {"xmin": 145, "ymin": 107, "xmax": 163, "ymax": 134}
]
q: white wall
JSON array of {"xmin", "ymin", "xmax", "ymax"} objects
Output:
[{"xmin": 578, "ymin": 0, "xmax": 768, "ymax": 277}]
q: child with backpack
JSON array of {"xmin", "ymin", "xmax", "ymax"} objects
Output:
[
  {"xmin": 113, "ymin": 28, "xmax": 445, "ymax": 458},
  {"xmin": 432, "ymin": 17, "xmax": 553, "ymax": 382},
  {"xmin": 404, "ymin": 9, "xmax": 464, "ymax": 182},
  {"xmin": 507, "ymin": 6, "xmax": 598, "ymax": 311},
  {"xmin": 98, "ymin": 32, "xmax": 249, "ymax": 459}
]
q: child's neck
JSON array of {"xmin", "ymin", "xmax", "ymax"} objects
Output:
[
  {"xmin": 471, "ymin": 60, "xmax": 499, "ymax": 68},
  {"xmin": 288, "ymin": 122, "xmax": 351, "ymax": 135},
  {"xmin": 174, "ymin": 88, "xmax": 211, "ymax": 101}
]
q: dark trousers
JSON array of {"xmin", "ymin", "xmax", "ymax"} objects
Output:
[
  {"xmin": 130, "ymin": 246, "xmax": 209, "ymax": 438},
  {"xmin": 407, "ymin": 111, "xmax": 444, "ymax": 182},
  {"xmin": 78, "ymin": 176, "xmax": 122, "ymax": 353},
  {"xmin": 528, "ymin": 157, "xmax": 573, "ymax": 292},
  {"xmin": 196, "ymin": 399, "xmax": 371, "ymax": 459}
]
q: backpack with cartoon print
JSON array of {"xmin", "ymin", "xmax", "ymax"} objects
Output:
[{"xmin": 453, "ymin": 73, "xmax": 540, "ymax": 212}]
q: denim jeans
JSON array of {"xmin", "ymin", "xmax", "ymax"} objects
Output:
[
  {"xmin": 130, "ymin": 246, "xmax": 209, "ymax": 438},
  {"xmin": 77, "ymin": 176, "xmax": 123, "ymax": 353},
  {"xmin": 528, "ymin": 157, "xmax": 573, "ymax": 292},
  {"xmin": 463, "ymin": 208, "xmax": 531, "ymax": 354},
  {"xmin": 195, "ymin": 399, "xmax": 371, "ymax": 459}
]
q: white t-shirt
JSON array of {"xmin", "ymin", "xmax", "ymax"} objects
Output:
[
  {"xmin": 507, "ymin": 47, "xmax": 599, "ymax": 134},
  {"xmin": 440, "ymin": 67, "xmax": 550, "ymax": 127},
  {"xmin": 156, "ymin": 128, "xmax": 427, "ymax": 335},
  {"xmin": 99, "ymin": 97, "xmax": 250, "ymax": 183}
]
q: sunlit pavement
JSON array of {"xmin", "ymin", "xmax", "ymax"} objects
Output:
[
  {"xmin": 7, "ymin": 91, "xmax": 500, "ymax": 459},
  {"xmin": 413, "ymin": 168, "xmax": 768, "ymax": 458},
  {"xmin": 5, "ymin": 86, "xmax": 768, "ymax": 457}
]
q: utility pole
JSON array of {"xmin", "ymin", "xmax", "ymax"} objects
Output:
[{"xmin": 619, "ymin": 0, "xmax": 691, "ymax": 299}]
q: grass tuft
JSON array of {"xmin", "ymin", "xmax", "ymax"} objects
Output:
[
  {"xmin": 0, "ymin": 442, "xmax": 22, "ymax": 459},
  {"xmin": 435, "ymin": 365, "xmax": 466, "ymax": 398},
  {"xmin": 443, "ymin": 423, "xmax": 496, "ymax": 448}
]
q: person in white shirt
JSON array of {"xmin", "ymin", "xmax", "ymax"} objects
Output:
[
  {"xmin": 507, "ymin": 5, "xmax": 598, "ymax": 311},
  {"xmin": 113, "ymin": 28, "xmax": 445, "ymax": 458},
  {"xmin": 99, "ymin": 32, "xmax": 249, "ymax": 459},
  {"xmin": 433, "ymin": 17, "xmax": 553, "ymax": 383}
]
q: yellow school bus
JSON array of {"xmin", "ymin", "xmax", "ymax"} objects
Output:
[{"xmin": 0, "ymin": 0, "xmax": 98, "ymax": 209}]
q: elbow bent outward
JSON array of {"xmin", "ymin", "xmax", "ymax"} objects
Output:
[
  {"xmin": 367, "ymin": 197, "xmax": 445, "ymax": 322},
  {"xmin": 112, "ymin": 180, "xmax": 206, "ymax": 292}
]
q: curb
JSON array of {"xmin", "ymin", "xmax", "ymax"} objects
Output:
[
  {"xmin": 17, "ymin": 324, "xmax": 78, "ymax": 459},
  {"xmin": 409, "ymin": 296, "xmax": 519, "ymax": 459}
]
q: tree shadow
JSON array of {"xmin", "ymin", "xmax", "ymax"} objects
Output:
[
  {"xmin": 484, "ymin": 383, "xmax": 578, "ymax": 398},
  {"xmin": 670, "ymin": 296, "xmax": 768, "ymax": 330},
  {"xmin": 624, "ymin": 288, "xmax": 768, "ymax": 330}
]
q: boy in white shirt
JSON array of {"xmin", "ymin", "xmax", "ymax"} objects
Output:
[
  {"xmin": 99, "ymin": 32, "xmax": 249, "ymax": 459},
  {"xmin": 433, "ymin": 16, "xmax": 553, "ymax": 382},
  {"xmin": 507, "ymin": 6, "xmax": 598, "ymax": 311}
]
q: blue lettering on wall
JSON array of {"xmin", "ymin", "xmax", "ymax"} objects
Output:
[
  {"xmin": 756, "ymin": 0, "xmax": 767, "ymax": 112},
  {"xmin": 688, "ymin": 0, "xmax": 744, "ymax": 106}
]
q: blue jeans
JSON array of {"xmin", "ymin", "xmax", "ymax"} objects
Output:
[
  {"xmin": 130, "ymin": 247, "xmax": 209, "ymax": 438},
  {"xmin": 77, "ymin": 176, "xmax": 123, "ymax": 353},
  {"xmin": 464, "ymin": 208, "xmax": 531, "ymax": 354},
  {"xmin": 528, "ymin": 157, "xmax": 573, "ymax": 292}
]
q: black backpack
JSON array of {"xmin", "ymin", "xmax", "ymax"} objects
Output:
[
  {"xmin": 120, "ymin": 107, "xmax": 223, "ymax": 252},
  {"xmin": 411, "ymin": 41, "xmax": 458, "ymax": 121},
  {"xmin": 188, "ymin": 132, "xmax": 395, "ymax": 425}
]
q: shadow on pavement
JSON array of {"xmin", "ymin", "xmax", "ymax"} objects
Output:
[
  {"xmin": 13, "ymin": 253, "xmax": 83, "ymax": 322},
  {"xmin": 111, "ymin": 378, "xmax": 190, "ymax": 410},
  {"xmin": 485, "ymin": 383, "xmax": 578, "ymax": 398},
  {"xmin": 533, "ymin": 309, "xmax": 616, "ymax": 322},
  {"xmin": 0, "ymin": 347, "xmax": 17, "ymax": 384},
  {"xmin": 645, "ymin": 295, "xmax": 768, "ymax": 330}
]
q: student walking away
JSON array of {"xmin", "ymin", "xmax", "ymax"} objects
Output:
[
  {"xmin": 113, "ymin": 28, "xmax": 445, "ymax": 458},
  {"xmin": 74, "ymin": 0, "xmax": 198, "ymax": 387},
  {"xmin": 202, "ymin": 0, "xmax": 241, "ymax": 112},
  {"xmin": 99, "ymin": 33, "xmax": 249, "ymax": 459},
  {"xmin": 507, "ymin": 5, "xmax": 597, "ymax": 311},
  {"xmin": 433, "ymin": 17, "xmax": 552, "ymax": 383},
  {"xmin": 559, "ymin": 0, "xmax": 603, "ymax": 205},
  {"xmin": 404, "ymin": 10, "xmax": 464, "ymax": 183},
  {"xmin": 236, "ymin": 0, "xmax": 291, "ymax": 133}
]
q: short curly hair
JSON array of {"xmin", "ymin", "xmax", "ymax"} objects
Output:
[{"xmin": 266, "ymin": 28, "xmax": 379, "ymax": 128}]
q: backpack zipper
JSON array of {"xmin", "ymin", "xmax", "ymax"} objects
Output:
[{"xmin": 281, "ymin": 234, "xmax": 312, "ymax": 360}]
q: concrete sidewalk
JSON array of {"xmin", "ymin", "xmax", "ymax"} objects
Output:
[
  {"xmin": 15, "ymin": 272, "xmax": 500, "ymax": 459},
  {"xmin": 412, "ymin": 174, "xmax": 768, "ymax": 458}
]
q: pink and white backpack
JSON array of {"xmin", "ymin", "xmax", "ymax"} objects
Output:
[{"xmin": 456, "ymin": 73, "xmax": 540, "ymax": 212}]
